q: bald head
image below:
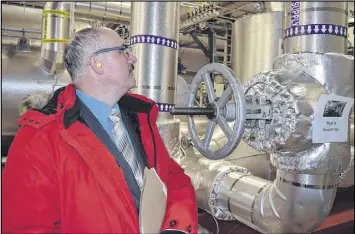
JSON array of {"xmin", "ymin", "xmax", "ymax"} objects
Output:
[{"xmin": 64, "ymin": 27, "xmax": 123, "ymax": 82}]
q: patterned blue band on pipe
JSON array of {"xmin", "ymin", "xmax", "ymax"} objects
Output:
[
  {"xmin": 155, "ymin": 103, "xmax": 175, "ymax": 112},
  {"xmin": 130, "ymin": 34, "xmax": 179, "ymax": 50},
  {"xmin": 284, "ymin": 24, "xmax": 348, "ymax": 39}
]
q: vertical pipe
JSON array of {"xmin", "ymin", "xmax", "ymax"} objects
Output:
[
  {"xmin": 130, "ymin": 2, "xmax": 179, "ymax": 119},
  {"xmin": 130, "ymin": 2, "xmax": 181, "ymax": 158},
  {"xmin": 283, "ymin": 2, "xmax": 348, "ymax": 54},
  {"xmin": 231, "ymin": 11, "xmax": 284, "ymax": 84},
  {"xmin": 40, "ymin": 2, "xmax": 72, "ymax": 75}
]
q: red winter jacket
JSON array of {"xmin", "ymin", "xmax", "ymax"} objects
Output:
[{"xmin": 2, "ymin": 84, "xmax": 198, "ymax": 234}]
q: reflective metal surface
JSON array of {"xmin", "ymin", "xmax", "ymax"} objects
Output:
[
  {"xmin": 244, "ymin": 58, "xmax": 353, "ymax": 175},
  {"xmin": 130, "ymin": 2, "xmax": 181, "ymax": 161},
  {"xmin": 181, "ymin": 150, "xmax": 338, "ymax": 233},
  {"xmin": 2, "ymin": 4, "xmax": 43, "ymax": 31},
  {"xmin": 339, "ymin": 146, "xmax": 354, "ymax": 187},
  {"xmin": 175, "ymin": 75, "xmax": 190, "ymax": 108},
  {"xmin": 40, "ymin": 2, "xmax": 71, "ymax": 75},
  {"xmin": 243, "ymin": 69, "xmax": 328, "ymax": 154},
  {"xmin": 265, "ymin": 53, "xmax": 353, "ymax": 175},
  {"xmin": 131, "ymin": 2, "xmax": 179, "ymax": 122},
  {"xmin": 231, "ymin": 11, "xmax": 284, "ymax": 84},
  {"xmin": 1, "ymin": 3, "xmax": 130, "ymax": 26},
  {"xmin": 74, "ymin": 2, "xmax": 130, "ymax": 23},
  {"xmin": 2, "ymin": 49, "xmax": 71, "ymax": 136},
  {"xmin": 157, "ymin": 120, "xmax": 183, "ymax": 162},
  {"xmin": 263, "ymin": 2, "xmax": 285, "ymax": 12},
  {"xmin": 283, "ymin": 2, "xmax": 348, "ymax": 54},
  {"xmin": 274, "ymin": 53, "xmax": 354, "ymax": 97}
]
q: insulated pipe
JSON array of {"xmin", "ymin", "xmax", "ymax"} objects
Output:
[
  {"xmin": 40, "ymin": 2, "xmax": 72, "ymax": 75},
  {"xmin": 283, "ymin": 2, "xmax": 348, "ymax": 54},
  {"xmin": 130, "ymin": 2, "xmax": 179, "ymax": 120},
  {"xmin": 2, "ymin": 4, "xmax": 228, "ymax": 52},
  {"xmin": 130, "ymin": 2, "xmax": 181, "ymax": 157},
  {"xmin": 74, "ymin": 2, "xmax": 130, "ymax": 19},
  {"xmin": 180, "ymin": 154, "xmax": 337, "ymax": 233}
]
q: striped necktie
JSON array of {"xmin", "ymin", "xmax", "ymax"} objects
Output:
[{"xmin": 109, "ymin": 109, "xmax": 144, "ymax": 190}]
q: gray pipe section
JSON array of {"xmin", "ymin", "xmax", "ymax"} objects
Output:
[
  {"xmin": 2, "ymin": 4, "xmax": 227, "ymax": 52},
  {"xmin": 40, "ymin": 2, "xmax": 71, "ymax": 75},
  {"xmin": 2, "ymin": 49, "xmax": 71, "ymax": 136},
  {"xmin": 130, "ymin": 2, "xmax": 181, "ymax": 157},
  {"xmin": 130, "ymin": 2, "xmax": 179, "ymax": 119},
  {"xmin": 231, "ymin": 11, "xmax": 284, "ymax": 84},
  {"xmin": 180, "ymin": 153, "xmax": 337, "ymax": 233},
  {"xmin": 74, "ymin": 2, "xmax": 130, "ymax": 23},
  {"xmin": 2, "ymin": 3, "xmax": 130, "ymax": 25},
  {"xmin": 283, "ymin": 2, "xmax": 348, "ymax": 54}
]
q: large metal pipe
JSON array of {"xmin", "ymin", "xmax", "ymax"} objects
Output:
[
  {"xmin": 40, "ymin": 2, "xmax": 72, "ymax": 75},
  {"xmin": 130, "ymin": 2, "xmax": 181, "ymax": 157},
  {"xmin": 2, "ymin": 4, "xmax": 227, "ymax": 53},
  {"xmin": 231, "ymin": 11, "xmax": 284, "ymax": 84},
  {"xmin": 180, "ymin": 153, "xmax": 337, "ymax": 233},
  {"xmin": 74, "ymin": 2, "xmax": 130, "ymax": 23},
  {"xmin": 283, "ymin": 2, "xmax": 348, "ymax": 54},
  {"xmin": 181, "ymin": 53, "xmax": 353, "ymax": 233},
  {"xmin": 2, "ymin": 2, "xmax": 130, "ymax": 25},
  {"xmin": 1, "ymin": 49, "xmax": 71, "ymax": 136}
]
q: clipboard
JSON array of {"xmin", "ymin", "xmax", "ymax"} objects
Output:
[{"xmin": 139, "ymin": 167, "xmax": 167, "ymax": 234}]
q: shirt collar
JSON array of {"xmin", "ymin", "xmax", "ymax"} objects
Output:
[{"xmin": 75, "ymin": 89, "xmax": 119, "ymax": 125}]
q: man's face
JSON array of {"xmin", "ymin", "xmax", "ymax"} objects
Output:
[{"xmin": 98, "ymin": 29, "xmax": 137, "ymax": 92}]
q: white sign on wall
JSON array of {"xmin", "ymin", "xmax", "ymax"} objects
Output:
[{"xmin": 312, "ymin": 94, "xmax": 354, "ymax": 143}]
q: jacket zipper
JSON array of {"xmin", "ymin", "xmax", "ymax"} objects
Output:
[{"xmin": 147, "ymin": 111, "xmax": 157, "ymax": 168}]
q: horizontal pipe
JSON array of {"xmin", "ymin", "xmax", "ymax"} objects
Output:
[
  {"xmin": 181, "ymin": 154, "xmax": 338, "ymax": 233},
  {"xmin": 2, "ymin": 4, "xmax": 227, "ymax": 50},
  {"xmin": 2, "ymin": 26, "xmax": 42, "ymax": 34},
  {"xmin": 170, "ymin": 107, "xmax": 215, "ymax": 116}
]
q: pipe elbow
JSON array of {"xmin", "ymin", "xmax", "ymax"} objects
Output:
[{"xmin": 253, "ymin": 170, "xmax": 338, "ymax": 233}]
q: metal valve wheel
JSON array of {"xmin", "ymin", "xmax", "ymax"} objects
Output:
[{"xmin": 171, "ymin": 63, "xmax": 246, "ymax": 160}]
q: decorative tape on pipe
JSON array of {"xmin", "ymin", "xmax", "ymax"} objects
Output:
[
  {"xmin": 284, "ymin": 24, "xmax": 348, "ymax": 39},
  {"xmin": 155, "ymin": 102, "xmax": 175, "ymax": 112},
  {"xmin": 41, "ymin": 39, "xmax": 68, "ymax": 43},
  {"xmin": 42, "ymin": 10, "xmax": 70, "ymax": 18},
  {"xmin": 130, "ymin": 34, "xmax": 179, "ymax": 50}
]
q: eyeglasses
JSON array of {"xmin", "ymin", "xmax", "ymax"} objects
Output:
[{"xmin": 93, "ymin": 44, "xmax": 132, "ymax": 56}]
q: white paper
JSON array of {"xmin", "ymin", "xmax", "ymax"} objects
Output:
[
  {"xmin": 312, "ymin": 94, "xmax": 354, "ymax": 143},
  {"xmin": 139, "ymin": 168, "xmax": 167, "ymax": 234}
]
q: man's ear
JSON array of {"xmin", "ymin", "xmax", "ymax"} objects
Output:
[{"xmin": 89, "ymin": 55, "xmax": 104, "ymax": 75}]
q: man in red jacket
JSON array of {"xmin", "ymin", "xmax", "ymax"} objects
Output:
[{"xmin": 2, "ymin": 27, "xmax": 198, "ymax": 233}]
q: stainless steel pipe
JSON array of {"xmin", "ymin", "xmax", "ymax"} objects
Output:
[
  {"xmin": 130, "ymin": 2, "xmax": 181, "ymax": 157},
  {"xmin": 283, "ymin": 2, "xmax": 349, "ymax": 54},
  {"xmin": 40, "ymin": 2, "xmax": 72, "ymax": 75},
  {"xmin": 181, "ymin": 153, "xmax": 337, "ymax": 233}
]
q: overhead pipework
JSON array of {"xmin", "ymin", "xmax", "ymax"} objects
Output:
[{"xmin": 40, "ymin": 2, "xmax": 72, "ymax": 75}]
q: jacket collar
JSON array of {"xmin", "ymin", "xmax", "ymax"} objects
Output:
[{"xmin": 46, "ymin": 84, "xmax": 154, "ymax": 129}]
